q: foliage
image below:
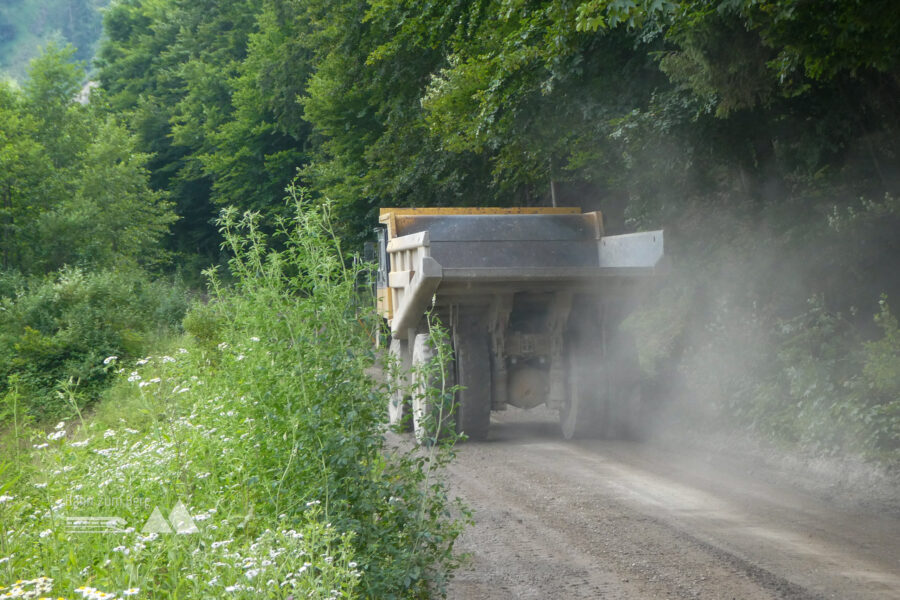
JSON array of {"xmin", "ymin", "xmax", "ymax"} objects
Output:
[
  {"xmin": 0, "ymin": 195, "xmax": 464, "ymax": 598},
  {"xmin": 97, "ymin": 0, "xmax": 304, "ymax": 258},
  {"xmin": 0, "ymin": 267, "xmax": 189, "ymax": 421},
  {"xmin": 204, "ymin": 189, "xmax": 465, "ymax": 596},
  {"xmin": 0, "ymin": 45, "xmax": 176, "ymax": 274},
  {"xmin": 0, "ymin": 346, "xmax": 360, "ymax": 599}
]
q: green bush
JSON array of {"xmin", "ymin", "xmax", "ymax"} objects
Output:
[
  {"xmin": 857, "ymin": 298, "xmax": 900, "ymax": 457},
  {"xmin": 202, "ymin": 192, "xmax": 464, "ymax": 597},
  {"xmin": 632, "ymin": 271, "xmax": 900, "ymax": 466},
  {"xmin": 0, "ymin": 267, "xmax": 189, "ymax": 420},
  {"xmin": 181, "ymin": 301, "xmax": 227, "ymax": 351},
  {"xmin": 0, "ymin": 193, "xmax": 463, "ymax": 598}
]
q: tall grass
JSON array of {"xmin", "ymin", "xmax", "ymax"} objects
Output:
[{"xmin": 0, "ymin": 192, "xmax": 464, "ymax": 598}]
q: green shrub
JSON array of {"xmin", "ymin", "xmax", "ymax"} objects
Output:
[
  {"xmin": 0, "ymin": 193, "xmax": 464, "ymax": 598},
  {"xmin": 857, "ymin": 298, "xmax": 900, "ymax": 457},
  {"xmin": 181, "ymin": 301, "xmax": 227, "ymax": 351},
  {"xmin": 634, "ymin": 280, "xmax": 900, "ymax": 465},
  {"xmin": 0, "ymin": 267, "xmax": 189, "ymax": 420},
  {"xmin": 204, "ymin": 192, "xmax": 464, "ymax": 597}
]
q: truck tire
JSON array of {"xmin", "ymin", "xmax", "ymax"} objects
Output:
[
  {"xmin": 452, "ymin": 316, "xmax": 492, "ymax": 441},
  {"xmin": 605, "ymin": 332, "xmax": 644, "ymax": 440},
  {"xmin": 561, "ymin": 317, "xmax": 643, "ymax": 440},
  {"xmin": 560, "ymin": 331, "xmax": 604, "ymax": 439},
  {"xmin": 387, "ymin": 337, "xmax": 412, "ymax": 431},
  {"xmin": 410, "ymin": 332, "xmax": 455, "ymax": 444}
]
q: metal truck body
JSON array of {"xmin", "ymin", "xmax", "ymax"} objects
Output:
[{"xmin": 376, "ymin": 207, "xmax": 664, "ymax": 440}]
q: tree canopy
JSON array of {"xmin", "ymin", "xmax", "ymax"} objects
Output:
[{"xmin": 0, "ymin": 45, "xmax": 175, "ymax": 274}]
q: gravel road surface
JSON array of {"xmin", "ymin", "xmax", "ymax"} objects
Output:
[{"xmin": 444, "ymin": 407, "xmax": 900, "ymax": 599}]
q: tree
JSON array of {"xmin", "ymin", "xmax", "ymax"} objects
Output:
[
  {"xmin": 1, "ymin": 45, "xmax": 177, "ymax": 274},
  {"xmin": 0, "ymin": 81, "xmax": 52, "ymax": 270}
]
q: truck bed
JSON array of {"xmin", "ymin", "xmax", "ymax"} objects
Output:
[{"xmin": 377, "ymin": 209, "xmax": 664, "ymax": 337}]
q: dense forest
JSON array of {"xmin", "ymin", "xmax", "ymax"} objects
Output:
[
  {"xmin": 0, "ymin": 1, "xmax": 898, "ymax": 596},
  {"xmin": 6, "ymin": 0, "xmax": 896, "ymax": 453}
]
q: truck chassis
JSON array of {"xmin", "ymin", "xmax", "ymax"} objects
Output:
[{"xmin": 377, "ymin": 207, "xmax": 664, "ymax": 441}]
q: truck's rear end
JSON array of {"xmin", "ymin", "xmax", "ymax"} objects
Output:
[{"xmin": 376, "ymin": 207, "xmax": 664, "ymax": 441}]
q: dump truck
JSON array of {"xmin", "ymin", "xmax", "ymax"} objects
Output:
[{"xmin": 376, "ymin": 207, "xmax": 664, "ymax": 441}]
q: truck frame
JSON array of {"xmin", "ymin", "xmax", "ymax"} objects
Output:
[{"xmin": 376, "ymin": 207, "xmax": 664, "ymax": 441}]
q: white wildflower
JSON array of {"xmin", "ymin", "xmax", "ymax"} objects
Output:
[
  {"xmin": 177, "ymin": 348, "xmax": 188, "ymax": 354},
  {"xmin": 122, "ymin": 588, "xmax": 140, "ymax": 596},
  {"xmin": 217, "ymin": 342, "xmax": 228, "ymax": 350},
  {"xmin": 305, "ymin": 500, "xmax": 321, "ymax": 507},
  {"xmin": 39, "ymin": 529, "xmax": 53, "ymax": 538},
  {"xmin": 34, "ymin": 482, "xmax": 48, "ymax": 489},
  {"xmin": 250, "ymin": 336, "xmax": 260, "ymax": 342},
  {"xmin": 33, "ymin": 443, "xmax": 49, "ymax": 449},
  {"xmin": 236, "ymin": 354, "xmax": 245, "ymax": 361},
  {"xmin": 161, "ymin": 355, "xmax": 175, "ymax": 363},
  {"xmin": 103, "ymin": 355, "xmax": 118, "ymax": 364},
  {"xmin": 55, "ymin": 421, "xmax": 66, "ymax": 430},
  {"xmin": 0, "ymin": 494, "xmax": 13, "ymax": 503},
  {"xmin": 127, "ymin": 371, "xmax": 141, "ymax": 382},
  {"xmin": 48, "ymin": 430, "xmax": 66, "ymax": 441},
  {"xmin": 136, "ymin": 357, "xmax": 151, "ymax": 365},
  {"xmin": 103, "ymin": 429, "xmax": 116, "ymax": 439},
  {"xmin": 70, "ymin": 439, "xmax": 90, "ymax": 447}
]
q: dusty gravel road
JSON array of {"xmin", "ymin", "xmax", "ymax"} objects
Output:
[{"xmin": 443, "ymin": 407, "xmax": 900, "ymax": 600}]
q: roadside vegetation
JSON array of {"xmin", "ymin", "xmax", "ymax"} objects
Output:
[{"xmin": 1, "ymin": 198, "xmax": 463, "ymax": 598}]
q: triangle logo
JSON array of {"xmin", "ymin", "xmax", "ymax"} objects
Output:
[
  {"xmin": 141, "ymin": 506, "xmax": 173, "ymax": 534},
  {"xmin": 167, "ymin": 500, "xmax": 199, "ymax": 534}
]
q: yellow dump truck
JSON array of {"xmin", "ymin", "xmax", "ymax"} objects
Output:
[{"xmin": 376, "ymin": 207, "xmax": 664, "ymax": 441}]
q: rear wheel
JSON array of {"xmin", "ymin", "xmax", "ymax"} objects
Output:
[
  {"xmin": 561, "ymin": 329, "xmax": 604, "ymax": 439},
  {"xmin": 604, "ymin": 332, "xmax": 643, "ymax": 440},
  {"xmin": 411, "ymin": 333, "xmax": 455, "ymax": 443},
  {"xmin": 387, "ymin": 337, "xmax": 412, "ymax": 431},
  {"xmin": 452, "ymin": 314, "xmax": 492, "ymax": 441},
  {"xmin": 560, "ymin": 304, "xmax": 643, "ymax": 440}
]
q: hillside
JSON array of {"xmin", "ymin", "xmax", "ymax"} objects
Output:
[{"xmin": 0, "ymin": 0, "xmax": 109, "ymax": 80}]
